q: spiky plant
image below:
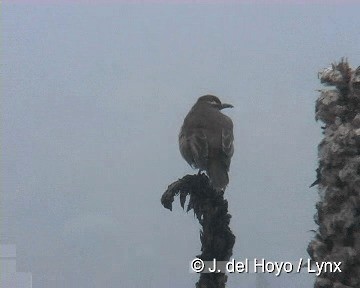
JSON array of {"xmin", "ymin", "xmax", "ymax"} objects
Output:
[
  {"xmin": 162, "ymin": 174, "xmax": 235, "ymax": 288},
  {"xmin": 308, "ymin": 59, "xmax": 360, "ymax": 288}
]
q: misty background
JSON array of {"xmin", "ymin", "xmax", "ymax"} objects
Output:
[{"xmin": 3, "ymin": 2, "xmax": 360, "ymax": 287}]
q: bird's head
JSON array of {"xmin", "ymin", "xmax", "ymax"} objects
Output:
[{"xmin": 197, "ymin": 95, "xmax": 233, "ymax": 110}]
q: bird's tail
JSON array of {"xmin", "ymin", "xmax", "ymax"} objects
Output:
[{"xmin": 208, "ymin": 161, "xmax": 229, "ymax": 191}]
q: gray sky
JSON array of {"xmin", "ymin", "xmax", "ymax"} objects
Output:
[{"xmin": 3, "ymin": 2, "xmax": 360, "ymax": 288}]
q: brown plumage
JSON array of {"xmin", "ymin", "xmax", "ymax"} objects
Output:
[{"xmin": 179, "ymin": 95, "xmax": 234, "ymax": 191}]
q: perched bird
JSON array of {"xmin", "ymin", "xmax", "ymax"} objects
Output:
[{"xmin": 179, "ymin": 95, "xmax": 234, "ymax": 191}]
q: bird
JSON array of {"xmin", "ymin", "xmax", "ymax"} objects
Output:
[{"xmin": 179, "ymin": 95, "xmax": 234, "ymax": 191}]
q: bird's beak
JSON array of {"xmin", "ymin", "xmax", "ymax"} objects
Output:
[{"xmin": 220, "ymin": 103, "xmax": 234, "ymax": 109}]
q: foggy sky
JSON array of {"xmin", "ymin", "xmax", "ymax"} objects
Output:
[{"xmin": 3, "ymin": 2, "xmax": 360, "ymax": 287}]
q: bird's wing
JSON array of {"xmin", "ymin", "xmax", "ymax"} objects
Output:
[
  {"xmin": 221, "ymin": 127, "xmax": 234, "ymax": 169},
  {"xmin": 179, "ymin": 129, "xmax": 208, "ymax": 169}
]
